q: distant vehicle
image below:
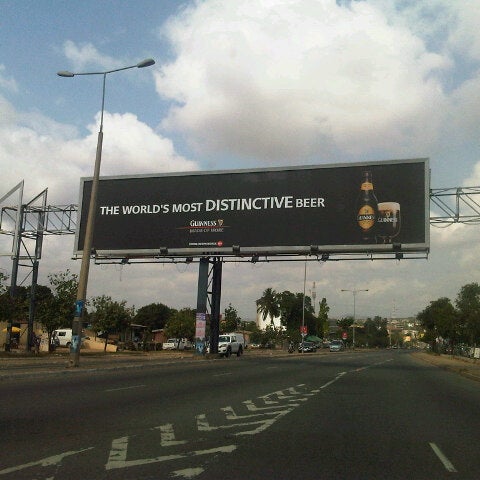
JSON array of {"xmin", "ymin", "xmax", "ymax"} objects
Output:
[
  {"xmin": 162, "ymin": 338, "xmax": 192, "ymax": 350},
  {"xmin": 51, "ymin": 329, "xmax": 88, "ymax": 348},
  {"xmin": 52, "ymin": 329, "xmax": 73, "ymax": 347},
  {"xmin": 329, "ymin": 340, "xmax": 345, "ymax": 352},
  {"xmin": 298, "ymin": 341, "xmax": 317, "ymax": 353},
  {"xmin": 218, "ymin": 333, "xmax": 245, "ymax": 357}
]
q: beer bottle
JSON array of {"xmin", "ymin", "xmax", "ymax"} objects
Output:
[{"xmin": 356, "ymin": 170, "xmax": 378, "ymax": 243}]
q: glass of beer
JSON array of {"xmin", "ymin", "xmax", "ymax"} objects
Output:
[{"xmin": 376, "ymin": 202, "xmax": 400, "ymax": 244}]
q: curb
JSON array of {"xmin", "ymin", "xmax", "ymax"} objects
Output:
[{"xmin": 412, "ymin": 352, "xmax": 480, "ymax": 383}]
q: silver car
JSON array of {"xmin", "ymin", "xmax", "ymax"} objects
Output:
[{"xmin": 329, "ymin": 340, "xmax": 344, "ymax": 352}]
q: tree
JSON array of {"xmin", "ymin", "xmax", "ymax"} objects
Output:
[
  {"xmin": 256, "ymin": 288, "xmax": 280, "ymax": 328},
  {"xmin": 0, "ymin": 285, "xmax": 31, "ymax": 323},
  {"xmin": 164, "ymin": 308, "xmax": 196, "ymax": 342},
  {"xmin": 89, "ymin": 295, "xmax": 133, "ymax": 351},
  {"xmin": 336, "ymin": 316, "xmax": 354, "ymax": 344},
  {"xmin": 433, "ymin": 298, "xmax": 459, "ymax": 348},
  {"xmin": 417, "ymin": 297, "xmax": 458, "ymax": 352},
  {"xmin": 0, "ymin": 271, "xmax": 8, "ymax": 295},
  {"xmin": 134, "ymin": 303, "xmax": 174, "ymax": 331},
  {"xmin": 363, "ymin": 316, "xmax": 389, "ymax": 348},
  {"xmin": 455, "ymin": 283, "xmax": 480, "ymax": 345},
  {"xmin": 223, "ymin": 303, "xmax": 241, "ymax": 332},
  {"xmin": 35, "ymin": 270, "xmax": 78, "ymax": 351},
  {"xmin": 316, "ymin": 297, "xmax": 330, "ymax": 338},
  {"xmin": 337, "ymin": 316, "xmax": 354, "ymax": 331}
]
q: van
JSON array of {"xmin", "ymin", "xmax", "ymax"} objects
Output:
[
  {"xmin": 52, "ymin": 328, "xmax": 73, "ymax": 347},
  {"xmin": 52, "ymin": 329, "xmax": 88, "ymax": 348}
]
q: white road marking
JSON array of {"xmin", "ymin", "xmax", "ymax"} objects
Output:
[
  {"xmin": 429, "ymin": 443, "xmax": 458, "ymax": 472},
  {"xmin": 222, "ymin": 405, "xmax": 281, "ymax": 420},
  {"xmin": 0, "ymin": 448, "xmax": 94, "ymax": 475},
  {"xmin": 196, "ymin": 412, "xmax": 291, "ymax": 433},
  {"xmin": 244, "ymin": 399, "xmax": 299, "ymax": 411},
  {"xmin": 105, "ymin": 438, "xmax": 236, "ymax": 470},
  {"xmin": 153, "ymin": 423, "xmax": 188, "ymax": 446},
  {"xmin": 320, "ymin": 371, "xmax": 347, "ymax": 389},
  {"xmin": 172, "ymin": 467, "xmax": 205, "ymax": 478},
  {"xmin": 105, "ymin": 384, "xmax": 146, "ymax": 392}
]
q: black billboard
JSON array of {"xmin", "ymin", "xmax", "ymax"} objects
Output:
[{"xmin": 75, "ymin": 158, "xmax": 429, "ymax": 258}]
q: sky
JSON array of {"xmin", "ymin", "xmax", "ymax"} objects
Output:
[{"xmin": 1, "ymin": 0, "xmax": 480, "ymax": 323}]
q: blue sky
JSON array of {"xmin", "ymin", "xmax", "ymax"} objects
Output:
[{"xmin": 1, "ymin": 0, "xmax": 480, "ymax": 321}]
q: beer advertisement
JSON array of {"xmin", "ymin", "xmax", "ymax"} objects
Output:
[{"xmin": 75, "ymin": 158, "xmax": 429, "ymax": 257}]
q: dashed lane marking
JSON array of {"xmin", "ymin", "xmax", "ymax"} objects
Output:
[
  {"xmin": 429, "ymin": 443, "xmax": 458, "ymax": 473},
  {"xmin": 105, "ymin": 384, "xmax": 146, "ymax": 392}
]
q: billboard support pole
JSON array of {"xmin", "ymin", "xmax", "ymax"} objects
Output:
[
  {"xmin": 5, "ymin": 204, "xmax": 23, "ymax": 352},
  {"xmin": 196, "ymin": 258, "xmax": 209, "ymax": 353},
  {"xmin": 209, "ymin": 258, "xmax": 222, "ymax": 355}
]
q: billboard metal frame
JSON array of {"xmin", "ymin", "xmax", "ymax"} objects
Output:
[
  {"xmin": 75, "ymin": 158, "xmax": 430, "ymax": 263},
  {"xmin": 0, "ymin": 180, "xmax": 24, "ymax": 258}
]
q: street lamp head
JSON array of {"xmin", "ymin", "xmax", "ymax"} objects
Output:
[
  {"xmin": 57, "ymin": 71, "xmax": 74, "ymax": 77},
  {"xmin": 136, "ymin": 58, "xmax": 155, "ymax": 68}
]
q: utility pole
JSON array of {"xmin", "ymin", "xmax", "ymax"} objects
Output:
[{"xmin": 341, "ymin": 288, "xmax": 369, "ymax": 349}]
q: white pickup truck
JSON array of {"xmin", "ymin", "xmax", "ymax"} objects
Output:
[{"xmin": 218, "ymin": 333, "xmax": 245, "ymax": 357}]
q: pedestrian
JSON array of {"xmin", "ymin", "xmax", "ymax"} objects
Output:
[{"xmin": 30, "ymin": 332, "xmax": 40, "ymax": 354}]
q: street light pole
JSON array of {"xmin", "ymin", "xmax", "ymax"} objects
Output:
[
  {"xmin": 58, "ymin": 58, "xmax": 155, "ymax": 367},
  {"xmin": 340, "ymin": 288, "xmax": 368, "ymax": 349}
]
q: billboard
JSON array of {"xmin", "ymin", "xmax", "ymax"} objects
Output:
[{"xmin": 74, "ymin": 158, "xmax": 429, "ymax": 258}]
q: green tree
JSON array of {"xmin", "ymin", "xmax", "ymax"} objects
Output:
[
  {"xmin": 0, "ymin": 271, "xmax": 8, "ymax": 295},
  {"xmin": 363, "ymin": 316, "xmax": 389, "ymax": 348},
  {"xmin": 337, "ymin": 316, "xmax": 354, "ymax": 331},
  {"xmin": 0, "ymin": 285, "xmax": 31, "ymax": 323},
  {"xmin": 256, "ymin": 288, "xmax": 280, "ymax": 329},
  {"xmin": 89, "ymin": 295, "xmax": 133, "ymax": 351},
  {"xmin": 35, "ymin": 270, "xmax": 78, "ymax": 351},
  {"xmin": 417, "ymin": 297, "xmax": 458, "ymax": 351},
  {"xmin": 316, "ymin": 297, "xmax": 330, "ymax": 338},
  {"xmin": 433, "ymin": 298, "xmax": 459, "ymax": 348},
  {"xmin": 223, "ymin": 303, "xmax": 241, "ymax": 332},
  {"xmin": 337, "ymin": 316, "xmax": 354, "ymax": 343},
  {"xmin": 278, "ymin": 290, "xmax": 316, "ymax": 337},
  {"xmin": 164, "ymin": 308, "xmax": 196, "ymax": 342},
  {"xmin": 134, "ymin": 303, "xmax": 174, "ymax": 331},
  {"xmin": 455, "ymin": 282, "xmax": 480, "ymax": 345}
]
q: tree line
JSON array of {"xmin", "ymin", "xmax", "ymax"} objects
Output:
[
  {"xmin": 416, "ymin": 282, "xmax": 480, "ymax": 353},
  {"xmin": 254, "ymin": 287, "xmax": 391, "ymax": 348},
  {"xmin": 0, "ymin": 269, "xmax": 239, "ymax": 351}
]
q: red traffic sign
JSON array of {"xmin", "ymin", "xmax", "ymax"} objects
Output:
[
  {"xmin": 300, "ymin": 325, "xmax": 307, "ymax": 334},
  {"xmin": 342, "ymin": 331, "xmax": 347, "ymax": 340}
]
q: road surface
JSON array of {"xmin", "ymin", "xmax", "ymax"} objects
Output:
[{"xmin": 0, "ymin": 349, "xmax": 478, "ymax": 479}]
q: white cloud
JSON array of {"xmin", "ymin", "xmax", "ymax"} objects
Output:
[
  {"xmin": 97, "ymin": 112, "xmax": 197, "ymax": 175},
  {"xmin": 62, "ymin": 40, "xmax": 122, "ymax": 72},
  {"xmin": 155, "ymin": 0, "xmax": 450, "ymax": 162},
  {"xmin": 0, "ymin": 95, "xmax": 197, "ymax": 205}
]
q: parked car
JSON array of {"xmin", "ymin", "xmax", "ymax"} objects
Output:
[
  {"xmin": 329, "ymin": 340, "xmax": 345, "ymax": 352},
  {"xmin": 298, "ymin": 341, "xmax": 317, "ymax": 353}
]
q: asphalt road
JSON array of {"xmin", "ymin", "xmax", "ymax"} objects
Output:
[{"xmin": 0, "ymin": 350, "xmax": 479, "ymax": 479}]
